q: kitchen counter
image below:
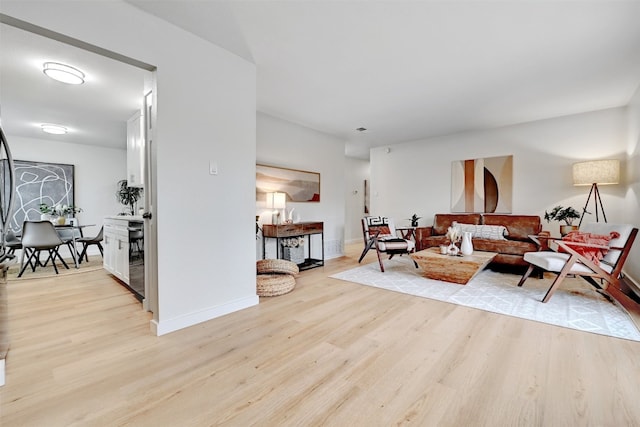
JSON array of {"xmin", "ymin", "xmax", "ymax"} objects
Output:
[{"xmin": 105, "ymin": 215, "xmax": 143, "ymax": 222}]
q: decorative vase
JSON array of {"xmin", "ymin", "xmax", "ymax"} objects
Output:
[
  {"xmin": 447, "ymin": 242, "xmax": 459, "ymax": 256},
  {"xmin": 460, "ymin": 231, "xmax": 473, "ymax": 255},
  {"xmin": 56, "ymin": 216, "xmax": 66, "ymax": 225}
]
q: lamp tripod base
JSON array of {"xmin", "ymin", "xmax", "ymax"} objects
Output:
[{"xmin": 578, "ymin": 183, "xmax": 607, "ymax": 227}]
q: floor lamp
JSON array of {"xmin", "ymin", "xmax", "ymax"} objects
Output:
[{"xmin": 572, "ymin": 159, "xmax": 620, "ymax": 226}]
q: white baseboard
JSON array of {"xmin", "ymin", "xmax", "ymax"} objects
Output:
[
  {"xmin": 150, "ymin": 295, "xmax": 259, "ymax": 336},
  {"xmin": 623, "ymin": 269, "xmax": 640, "ymax": 299},
  {"xmin": 0, "ymin": 358, "xmax": 5, "ymax": 386}
]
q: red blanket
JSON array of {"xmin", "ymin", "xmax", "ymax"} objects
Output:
[{"xmin": 561, "ymin": 231, "xmax": 620, "ymax": 264}]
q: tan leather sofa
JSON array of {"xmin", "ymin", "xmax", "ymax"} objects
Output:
[{"xmin": 415, "ymin": 213, "xmax": 545, "ymax": 268}]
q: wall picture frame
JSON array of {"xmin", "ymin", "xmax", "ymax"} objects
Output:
[
  {"xmin": 256, "ymin": 164, "xmax": 320, "ymax": 202},
  {"xmin": 0, "ymin": 159, "xmax": 75, "ymax": 230},
  {"xmin": 451, "ymin": 155, "xmax": 513, "ymax": 213}
]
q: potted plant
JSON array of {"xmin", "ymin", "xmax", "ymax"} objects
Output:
[
  {"xmin": 407, "ymin": 214, "xmax": 421, "ymax": 227},
  {"xmin": 39, "ymin": 203, "xmax": 53, "ymax": 219},
  {"xmin": 544, "ymin": 205, "xmax": 581, "ymax": 236},
  {"xmin": 39, "ymin": 203, "xmax": 82, "ymax": 224},
  {"xmin": 116, "ymin": 179, "xmax": 143, "ymax": 216}
]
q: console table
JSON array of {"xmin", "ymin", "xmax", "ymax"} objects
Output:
[{"xmin": 262, "ymin": 222, "xmax": 324, "ymax": 271}]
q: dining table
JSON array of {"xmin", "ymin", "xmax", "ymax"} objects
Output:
[{"xmin": 53, "ymin": 223, "xmax": 96, "ymax": 268}]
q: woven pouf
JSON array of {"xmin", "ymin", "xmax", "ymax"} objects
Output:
[
  {"xmin": 256, "ymin": 274, "xmax": 296, "ymax": 297},
  {"xmin": 256, "ymin": 259, "xmax": 299, "ymax": 275}
]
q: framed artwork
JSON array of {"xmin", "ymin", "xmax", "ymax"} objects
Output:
[
  {"xmin": 364, "ymin": 179, "xmax": 370, "ymax": 214},
  {"xmin": 451, "ymin": 155, "xmax": 512, "ymax": 213},
  {"xmin": 256, "ymin": 164, "xmax": 320, "ymax": 202},
  {"xmin": 0, "ymin": 159, "xmax": 75, "ymax": 230}
]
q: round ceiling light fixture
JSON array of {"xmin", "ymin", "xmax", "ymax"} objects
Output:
[
  {"xmin": 41, "ymin": 123, "xmax": 68, "ymax": 135},
  {"xmin": 43, "ymin": 62, "xmax": 85, "ymax": 85}
]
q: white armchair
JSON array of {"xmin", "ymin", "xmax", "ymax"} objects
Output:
[{"xmin": 517, "ymin": 223, "xmax": 637, "ymax": 303}]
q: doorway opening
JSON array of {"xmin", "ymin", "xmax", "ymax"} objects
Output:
[{"xmin": 0, "ymin": 13, "xmax": 159, "ymax": 321}]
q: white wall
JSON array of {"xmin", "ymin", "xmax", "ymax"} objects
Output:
[
  {"xmin": 256, "ymin": 113, "xmax": 346, "ymax": 260},
  {"xmin": 2, "ymin": 1, "xmax": 258, "ymax": 335},
  {"xmin": 7, "ymin": 136, "xmax": 124, "ymax": 257},
  {"xmin": 625, "ymin": 86, "xmax": 640, "ymax": 288},
  {"xmin": 370, "ymin": 107, "xmax": 635, "ymax": 280},
  {"xmin": 8, "ymin": 136, "xmax": 125, "ymax": 223},
  {"xmin": 344, "ymin": 157, "xmax": 370, "ymax": 244}
]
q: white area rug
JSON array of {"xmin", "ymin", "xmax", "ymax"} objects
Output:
[{"xmin": 331, "ymin": 257, "xmax": 640, "ymax": 342}]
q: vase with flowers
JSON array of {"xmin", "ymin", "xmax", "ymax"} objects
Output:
[
  {"xmin": 39, "ymin": 203, "xmax": 82, "ymax": 225},
  {"xmin": 281, "ymin": 236, "xmax": 305, "ymax": 264},
  {"xmin": 445, "ymin": 224, "xmax": 462, "ymax": 256}
]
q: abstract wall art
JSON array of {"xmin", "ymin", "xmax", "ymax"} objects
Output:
[
  {"xmin": 256, "ymin": 164, "xmax": 320, "ymax": 203},
  {"xmin": 451, "ymin": 155, "xmax": 513, "ymax": 213},
  {"xmin": 0, "ymin": 159, "xmax": 75, "ymax": 230}
]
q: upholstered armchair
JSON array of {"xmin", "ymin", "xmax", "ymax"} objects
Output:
[
  {"xmin": 517, "ymin": 222, "xmax": 637, "ymax": 303},
  {"xmin": 358, "ymin": 216, "xmax": 417, "ymax": 272}
]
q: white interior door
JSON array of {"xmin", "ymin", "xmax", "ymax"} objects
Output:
[{"xmin": 143, "ymin": 89, "xmax": 158, "ymax": 317}]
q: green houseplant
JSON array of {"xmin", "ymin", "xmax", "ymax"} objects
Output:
[
  {"xmin": 544, "ymin": 205, "xmax": 580, "ymax": 236},
  {"xmin": 407, "ymin": 214, "xmax": 421, "ymax": 227},
  {"xmin": 116, "ymin": 179, "xmax": 143, "ymax": 215},
  {"xmin": 39, "ymin": 203, "xmax": 82, "ymax": 224}
]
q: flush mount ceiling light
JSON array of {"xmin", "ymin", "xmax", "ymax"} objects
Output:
[
  {"xmin": 43, "ymin": 62, "xmax": 85, "ymax": 84},
  {"xmin": 41, "ymin": 124, "xmax": 68, "ymax": 135}
]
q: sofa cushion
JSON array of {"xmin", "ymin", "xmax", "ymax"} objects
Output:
[
  {"xmin": 472, "ymin": 238, "xmax": 538, "ymax": 256},
  {"xmin": 418, "ymin": 235, "xmax": 448, "ymax": 248},
  {"xmin": 433, "ymin": 214, "xmax": 481, "ymax": 236},
  {"xmin": 482, "ymin": 214, "xmax": 541, "ymax": 241},
  {"xmin": 378, "ymin": 238, "xmax": 415, "ymax": 252},
  {"xmin": 455, "ymin": 223, "xmax": 508, "ymax": 240}
]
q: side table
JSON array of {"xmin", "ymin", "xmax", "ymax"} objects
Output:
[
  {"xmin": 395, "ymin": 226, "xmax": 417, "ymax": 241},
  {"xmin": 262, "ymin": 222, "xmax": 324, "ymax": 271}
]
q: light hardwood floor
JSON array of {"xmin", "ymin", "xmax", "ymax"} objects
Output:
[{"xmin": 1, "ymin": 246, "xmax": 640, "ymax": 426}]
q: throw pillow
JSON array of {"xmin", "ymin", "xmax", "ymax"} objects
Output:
[{"xmin": 454, "ymin": 222, "xmax": 508, "ymax": 240}]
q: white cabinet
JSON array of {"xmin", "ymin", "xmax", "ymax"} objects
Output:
[
  {"xmin": 126, "ymin": 110, "xmax": 145, "ymax": 188},
  {"xmin": 104, "ymin": 218, "xmax": 130, "ymax": 285}
]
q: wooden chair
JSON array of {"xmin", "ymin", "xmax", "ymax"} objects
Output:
[
  {"xmin": 517, "ymin": 223, "xmax": 637, "ymax": 303},
  {"xmin": 358, "ymin": 216, "xmax": 417, "ymax": 272}
]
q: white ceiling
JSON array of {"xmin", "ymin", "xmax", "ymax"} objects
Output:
[
  {"xmin": 2, "ymin": 2, "xmax": 640, "ymax": 159},
  {"xmin": 0, "ymin": 22, "xmax": 149, "ymax": 149},
  {"xmin": 129, "ymin": 0, "xmax": 640, "ymax": 158}
]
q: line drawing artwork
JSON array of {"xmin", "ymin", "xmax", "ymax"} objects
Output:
[{"xmin": 1, "ymin": 159, "xmax": 74, "ymax": 231}]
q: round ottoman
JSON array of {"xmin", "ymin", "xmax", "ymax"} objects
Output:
[
  {"xmin": 256, "ymin": 274, "xmax": 296, "ymax": 297},
  {"xmin": 256, "ymin": 259, "xmax": 299, "ymax": 275}
]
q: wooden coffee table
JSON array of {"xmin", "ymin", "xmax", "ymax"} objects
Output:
[{"xmin": 411, "ymin": 247, "xmax": 497, "ymax": 284}]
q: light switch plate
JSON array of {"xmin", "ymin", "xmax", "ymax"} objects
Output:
[{"xmin": 209, "ymin": 161, "xmax": 218, "ymax": 175}]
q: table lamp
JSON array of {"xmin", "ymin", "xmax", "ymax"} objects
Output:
[
  {"xmin": 266, "ymin": 192, "xmax": 286, "ymax": 224},
  {"xmin": 572, "ymin": 159, "xmax": 619, "ymax": 226}
]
